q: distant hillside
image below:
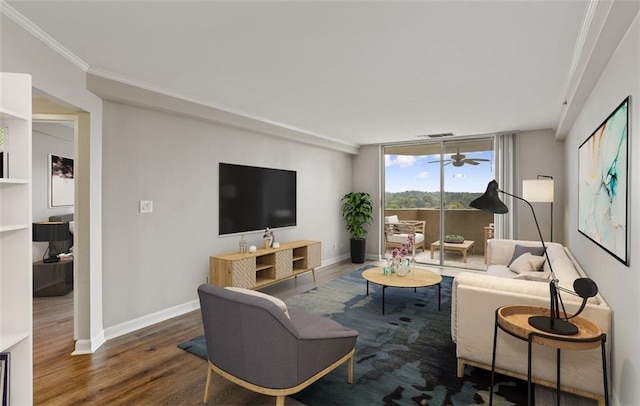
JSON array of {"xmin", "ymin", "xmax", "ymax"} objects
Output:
[{"xmin": 385, "ymin": 190, "xmax": 482, "ymax": 209}]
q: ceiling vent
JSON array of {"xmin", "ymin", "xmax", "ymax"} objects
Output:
[{"xmin": 416, "ymin": 132, "xmax": 454, "ymax": 138}]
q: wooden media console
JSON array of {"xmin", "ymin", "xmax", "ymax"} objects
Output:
[{"xmin": 210, "ymin": 240, "xmax": 321, "ymax": 289}]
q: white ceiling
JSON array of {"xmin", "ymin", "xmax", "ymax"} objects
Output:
[{"xmin": 6, "ymin": 1, "xmax": 591, "ymax": 146}]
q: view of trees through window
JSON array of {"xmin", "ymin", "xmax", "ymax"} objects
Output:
[{"xmin": 384, "ymin": 146, "xmax": 494, "ymax": 209}]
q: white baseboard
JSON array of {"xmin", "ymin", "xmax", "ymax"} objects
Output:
[
  {"xmin": 103, "ymin": 299, "xmax": 201, "ymax": 341},
  {"xmin": 72, "ymin": 331, "xmax": 106, "ymax": 355},
  {"xmin": 321, "ymin": 253, "xmax": 350, "ymax": 267}
]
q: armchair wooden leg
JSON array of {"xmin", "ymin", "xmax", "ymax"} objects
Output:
[
  {"xmin": 456, "ymin": 358, "xmax": 465, "ymax": 378},
  {"xmin": 204, "ymin": 366, "xmax": 213, "ymax": 403},
  {"xmin": 347, "ymin": 355, "xmax": 354, "ymax": 384},
  {"xmin": 276, "ymin": 395, "xmax": 285, "ymax": 406}
]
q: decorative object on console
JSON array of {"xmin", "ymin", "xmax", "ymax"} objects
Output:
[
  {"xmin": 262, "ymin": 227, "xmax": 274, "ymax": 248},
  {"xmin": 523, "ymin": 175, "xmax": 554, "ymax": 241},
  {"xmin": 32, "ymin": 221, "xmax": 71, "ymax": 263},
  {"xmin": 341, "ymin": 192, "xmax": 374, "ymax": 263},
  {"xmin": 578, "ymin": 96, "xmax": 629, "ymax": 265},
  {"xmin": 471, "ymin": 180, "xmax": 599, "ymax": 336},
  {"xmin": 49, "ymin": 154, "xmax": 74, "ymax": 207},
  {"xmin": 248, "ymin": 245, "xmax": 257, "ymax": 253},
  {"xmin": 238, "ymin": 235, "xmax": 247, "ymax": 254}
]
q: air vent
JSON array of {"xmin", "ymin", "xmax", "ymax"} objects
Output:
[{"xmin": 416, "ymin": 132, "xmax": 454, "ymax": 138}]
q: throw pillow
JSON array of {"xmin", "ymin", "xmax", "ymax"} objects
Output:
[
  {"xmin": 225, "ymin": 287, "xmax": 290, "ymax": 319},
  {"xmin": 508, "ymin": 244, "xmax": 546, "ymax": 266},
  {"xmin": 509, "ymin": 252, "xmax": 547, "ymax": 274}
]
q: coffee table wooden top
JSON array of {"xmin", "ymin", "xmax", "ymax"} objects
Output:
[
  {"xmin": 431, "ymin": 240, "xmax": 475, "ymax": 249},
  {"xmin": 362, "ymin": 267, "xmax": 442, "ymax": 289}
]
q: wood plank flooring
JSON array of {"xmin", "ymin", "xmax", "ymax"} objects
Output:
[
  {"xmin": 33, "ymin": 260, "xmax": 365, "ymax": 405},
  {"xmin": 34, "ymin": 259, "xmax": 591, "ymax": 405}
]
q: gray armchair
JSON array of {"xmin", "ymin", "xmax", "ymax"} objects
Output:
[{"xmin": 197, "ymin": 284, "xmax": 358, "ymax": 405}]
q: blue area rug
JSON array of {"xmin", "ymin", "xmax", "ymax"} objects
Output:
[{"xmin": 178, "ymin": 266, "xmax": 528, "ymax": 405}]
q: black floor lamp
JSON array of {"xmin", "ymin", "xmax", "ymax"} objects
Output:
[{"xmin": 470, "ymin": 180, "xmax": 598, "ymax": 336}]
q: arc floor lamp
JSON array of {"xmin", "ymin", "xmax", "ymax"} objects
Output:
[{"xmin": 470, "ymin": 180, "xmax": 598, "ymax": 336}]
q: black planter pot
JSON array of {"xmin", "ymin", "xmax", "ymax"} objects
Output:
[{"xmin": 350, "ymin": 238, "xmax": 367, "ymax": 264}]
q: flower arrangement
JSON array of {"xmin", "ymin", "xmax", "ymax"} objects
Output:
[{"xmin": 390, "ymin": 233, "xmax": 415, "ymax": 275}]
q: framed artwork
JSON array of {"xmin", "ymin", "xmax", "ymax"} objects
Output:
[
  {"xmin": 578, "ymin": 96, "xmax": 629, "ymax": 265},
  {"xmin": 1, "ymin": 352, "xmax": 8, "ymax": 406},
  {"xmin": 49, "ymin": 154, "xmax": 74, "ymax": 208}
]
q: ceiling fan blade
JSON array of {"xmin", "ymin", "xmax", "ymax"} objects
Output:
[
  {"xmin": 470, "ymin": 158, "xmax": 490, "ymax": 162},
  {"xmin": 428, "ymin": 159, "xmax": 452, "ymax": 164},
  {"xmin": 465, "ymin": 160, "xmax": 480, "ymax": 166}
]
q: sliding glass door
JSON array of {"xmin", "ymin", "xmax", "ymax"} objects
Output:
[{"xmin": 383, "ymin": 137, "xmax": 495, "ymax": 270}]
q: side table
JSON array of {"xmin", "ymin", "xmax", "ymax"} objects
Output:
[
  {"xmin": 33, "ymin": 258, "xmax": 74, "ymax": 297},
  {"xmin": 490, "ymin": 305, "xmax": 607, "ymax": 406}
]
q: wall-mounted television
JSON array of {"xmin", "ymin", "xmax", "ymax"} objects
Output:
[{"xmin": 219, "ymin": 163, "xmax": 297, "ymax": 235}]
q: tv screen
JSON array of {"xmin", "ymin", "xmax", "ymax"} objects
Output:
[{"xmin": 219, "ymin": 163, "xmax": 297, "ymax": 235}]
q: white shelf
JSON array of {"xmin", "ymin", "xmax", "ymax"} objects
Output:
[
  {"xmin": 0, "ymin": 332, "xmax": 29, "ymax": 352},
  {"xmin": 0, "ymin": 224, "xmax": 29, "ymax": 232},
  {"xmin": 0, "ymin": 178, "xmax": 29, "ymax": 184},
  {"xmin": 0, "ymin": 106, "xmax": 29, "ymax": 121}
]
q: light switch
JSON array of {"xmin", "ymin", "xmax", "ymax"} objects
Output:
[{"xmin": 139, "ymin": 200, "xmax": 153, "ymax": 213}]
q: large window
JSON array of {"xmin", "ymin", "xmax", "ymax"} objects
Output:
[{"xmin": 383, "ymin": 138, "xmax": 495, "ymax": 270}]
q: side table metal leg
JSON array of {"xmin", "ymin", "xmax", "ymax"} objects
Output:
[
  {"xmin": 601, "ymin": 337, "xmax": 609, "ymax": 406},
  {"xmin": 490, "ymin": 309, "xmax": 499, "ymax": 405},
  {"xmin": 366, "ymin": 280, "xmax": 369, "ymax": 296},
  {"xmin": 438, "ymin": 283, "xmax": 441, "ymax": 311},
  {"xmin": 528, "ymin": 335, "xmax": 533, "ymax": 406},
  {"xmin": 556, "ymin": 348, "xmax": 561, "ymax": 406}
]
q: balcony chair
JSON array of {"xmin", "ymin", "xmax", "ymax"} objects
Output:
[
  {"xmin": 197, "ymin": 284, "xmax": 358, "ymax": 406},
  {"xmin": 384, "ymin": 215, "xmax": 426, "ymax": 252}
]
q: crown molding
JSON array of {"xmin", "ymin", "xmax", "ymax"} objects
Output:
[
  {"xmin": 87, "ymin": 69, "xmax": 360, "ymax": 155},
  {"xmin": 0, "ymin": 1, "xmax": 89, "ymax": 71},
  {"xmin": 555, "ymin": 0, "xmax": 640, "ymax": 139}
]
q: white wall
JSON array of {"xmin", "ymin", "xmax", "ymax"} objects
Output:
[
  {"xmin": 564, "ymin": 11, "xmax": 639, "ymax": 405},
  {"xmin": 101, "ymin": 101, "xmax": 353, "ymax": 328},
  {"xmin": 32, "ymin": 122, "xmax": 74, "ymax": 261},
  {"xmin": 513, "ymin": 129, "xmax": 565, "ymax": 243}
]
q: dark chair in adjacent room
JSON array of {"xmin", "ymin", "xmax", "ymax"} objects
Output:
[{"xmin": 197, "ymin": 284, "xmax": 358, "ymax": 406}]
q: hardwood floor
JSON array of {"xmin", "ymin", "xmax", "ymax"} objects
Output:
[{"xmin": 33, "ymin": 260, "xmax": 368, "ymax": 405}]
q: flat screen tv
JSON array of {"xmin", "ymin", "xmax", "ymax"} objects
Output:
[{"xmin": 219, "ymin": 163, "xmax": 297, "ymax": 235}]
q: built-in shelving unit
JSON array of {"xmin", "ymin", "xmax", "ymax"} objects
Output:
[
  {"xmin": 0, "ymin": 72, "xmax": 33, "ymax": 405},
  {"xmin": 210, "ymin": 240, "xmax": 321, "ymax": 289}
]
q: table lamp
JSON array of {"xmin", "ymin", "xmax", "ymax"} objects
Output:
[
  {"xmin": 470, "ymin": 180, "xmax": 598, "ymax": 336},
  {"xmin": 33, "ymin": 221, "xmax": 70, "ymax": 263}
]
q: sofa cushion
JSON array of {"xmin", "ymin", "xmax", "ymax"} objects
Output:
[
  {"xmin": 386, "ymin": 233, "xmax": 425, "ymax": 244},
  {"xmin": 509, "ymin": 253, "xmax": 546, "ymax": 273},
  {"xmin": 514, "ymin": 271, "xmax": 553, "ymax": 282},
  {"xmin": 508, "ymin": 244, "xmax": 546, "ymax": 265},
  {"xmin": 225, "ymin": 287, "xmax": 290, "ymax": 318}
]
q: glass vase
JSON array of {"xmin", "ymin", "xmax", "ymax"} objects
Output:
[{"xmin": 395, "ymin": 258, "xmax": 410, "ymax": 276}]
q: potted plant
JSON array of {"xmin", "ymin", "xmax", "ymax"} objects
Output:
[{"xmin": 341, "ymin": 192, "xmax": 374, "ymax": 263}]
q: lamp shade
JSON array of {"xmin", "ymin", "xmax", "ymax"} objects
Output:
[
  {"xmin": 469, "ymin": 180, "xmax": 509, "ymax": 214},
  {"xmin": 522, "ymin": 179, "xmax": 554, "ymax": 202},
  {"xmin": 33, "ymin": 221, "xmax": 70, "ymax": 242}
]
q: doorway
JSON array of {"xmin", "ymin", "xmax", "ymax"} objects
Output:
[
  {"xmin": 383, "ymin": 137, "xmax": 495, "ymax": 270},
  {"xmin": 32, "ymin": 111, "xmax": 78, "ymax": 352}
]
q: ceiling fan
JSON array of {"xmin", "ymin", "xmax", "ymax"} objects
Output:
[{"xmin": 428, "ymin": 148, "xmax": 490, "ymax": 167}]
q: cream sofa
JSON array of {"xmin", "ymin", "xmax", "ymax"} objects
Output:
[{"xmin": 451, "ymin": 239, "xmax": 611, "ymax": 405}]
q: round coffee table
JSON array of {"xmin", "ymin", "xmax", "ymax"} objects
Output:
[{"xmin": 362, "ymin": 267, "xmax": 442, "ymax": 314}]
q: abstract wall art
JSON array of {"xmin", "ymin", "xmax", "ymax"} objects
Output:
[
  {"xmin": 578, "ymin": 96, "xmax": 629, "ymax": 265},
  {"xmin": 49, "ymin": 154, "xmax": 74, "ymax": 207}
]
